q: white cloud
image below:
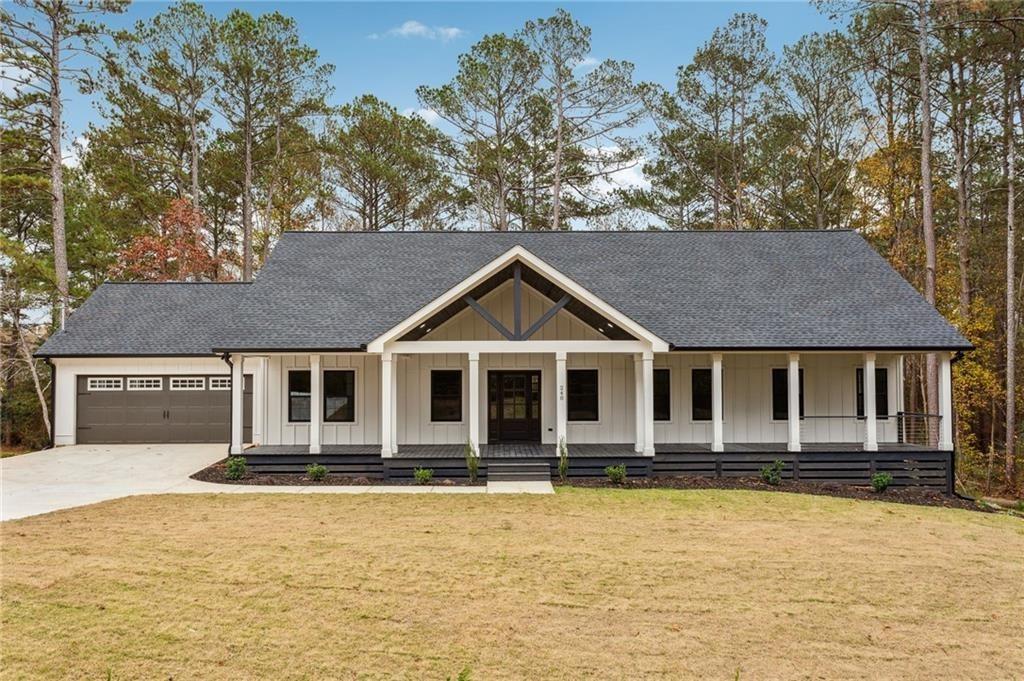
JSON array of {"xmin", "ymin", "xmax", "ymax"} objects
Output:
[
  {"xmin": 369, "ymin": 20, "xmax": 464, "ymax": 43},
  {"xmin": 587, "ymin": 146, "xmax": 650, "ymax": 196},
  {"xmin": 574, "ymin": 56, "xmax": 600, "ymax": 71},
  {"xmin": 402, "ymin": 107, "xmax": 441, "ymax": 126},
  {"xmin": 65, "ymin": 135, "xmax": 88, "ymax": 169}
]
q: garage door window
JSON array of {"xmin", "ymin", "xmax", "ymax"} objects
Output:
[
  {"xmin": 209, "ymin": 377, "xmax": 231, "ymax": 390},
  {"xmin": 87, "ymin": 377, "xmax": 122, "ymax": 391},
  {"xmin": 127, "ymin": 377, "xmax": 162, "ymax": 391},
  {"xmin": 170, "ymin": 377, "xmax": 205, "ymax": 391}
]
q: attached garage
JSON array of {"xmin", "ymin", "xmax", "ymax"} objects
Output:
[{"xmin": 76, "ymin": 375, "xmax": 252, "ymax": 444}]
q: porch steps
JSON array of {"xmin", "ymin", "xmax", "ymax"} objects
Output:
[{"xmin": 486, "ymin": 461, "xmax": 552, "ymax": 482}]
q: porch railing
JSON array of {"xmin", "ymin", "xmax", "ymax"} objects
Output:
[{"xmin": 798, "ymin": 412, "xmax": 941, "ymax": 448}]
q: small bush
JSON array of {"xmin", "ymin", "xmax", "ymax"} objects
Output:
[
  {"xmin": 306, "ymin": 462, "xmax": 328, "ymax": 481},
  {"xmin": 225, "ymin": 456, "xmax": 247, "ymax": 480},
  {"xmin": 605, "ymin": 463, "xmax": 627, "ymax": 484},
  {"xmin": 464, "ymin": 439, "xmax": 479, "ymax": 483},
  {"xmin": 871, "ymin": 471, "xmax": 893, "ymax": 493},
  {"xmin": 759, "ymin": 459, "xmax": 784, "ymax": 485},
  {"xmin": 557, "ymin": 437, "xmax": 569, "ymax": 482},
  {"xmin": 414, "ymin": 467, "xmax": 434, "ymax": 485}
]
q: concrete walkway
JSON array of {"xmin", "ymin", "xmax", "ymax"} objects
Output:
[{"xmin": 1, "ymin": 444, "xmax": 552, "ymax": 521}]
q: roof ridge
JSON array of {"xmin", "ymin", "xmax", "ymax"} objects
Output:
[{"xmin": 102, "ymin": 281, "xmax": 251, "ymax": 285}]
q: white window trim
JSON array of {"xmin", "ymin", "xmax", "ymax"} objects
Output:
[
  {"xmin": 769, "ymin": 366, "xmax": 805, "ymax": 423},
  {"xmin": 567, "ymin": 367, "xmax": 601, "ymax": 425},
  {"xmin": 428, "ymin": 368, "xmax": 464, "ymax": 425},
  {"xmin": 323, "ymin": 366, "xmax": 359, "ymax": 426},
  {"xmin": 653, "ymin": 366, "xmax": 674, "ymax": 424},
  {"xmin": 209, "ymin": 376, "xmax": 232, "ymax": 391},
  {"xmin": 87, "ymin": 377, "xmax": 123, "ymax": 392},
  {"xmin": 127, "ymin": 377, "xmax": 163, "ymax": 391},
  {"xmin": 286, "ymin": 368, "xmax": 313, "ymax": 425},
  {"xmin": 169, "ymin": 377, "xmax": 206, "ymax": 391}
]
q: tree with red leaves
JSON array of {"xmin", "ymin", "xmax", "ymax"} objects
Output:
[{"xmin": 111, "ymin": 199, "xmax": 221, "ymax": 281}]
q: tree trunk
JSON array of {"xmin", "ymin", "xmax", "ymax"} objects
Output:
[
  {"xmin": 48, "ymin": 16, "xmax": 68, "ymax": 328},
  {"xmin": 1005, "ymin": 66, "xmax": 1017, "ymax": 487},
  {"xmin": 917, "ymin": 0, "xmax": 939, "ymax": 428},
  {"xmin": 189, "ymin": 108, "xmax": 200, "ymax": 206},
  {"xmin": 551, "ymin": 66, "xmax": 565, "ymax": 231},
  {"xmin": 16, "ymin": 324, "xmax": 51, "ymax": 438},
  {"xmin": 242, "ymin": 115, "xmax": 253, "ymax": 281}
]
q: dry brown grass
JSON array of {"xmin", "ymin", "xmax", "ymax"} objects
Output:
[{"xmin": 2, "ymin": 489, "xmax": 1022, "ymax": 680}]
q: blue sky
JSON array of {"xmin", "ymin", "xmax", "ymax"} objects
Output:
[{"xmin": 60, "ymin": 1, "xmax": 837, "ymax": 140}]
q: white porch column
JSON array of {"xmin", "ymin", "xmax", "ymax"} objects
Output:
[
  {"xmin": 787, "ymin": 353, "xmax": 801, "ymax": 452},
  {"xmin": 468, "ymin": 352, "xmax": 480, "ymax": 454},
  {"xmin": 309, "ymin": 354, "xmax": 322, "ymax": 455},
  {"xmin": 556, "ymin": 351, "xmax": 568, "ymax": 449},
  {"xmin": 863, "ymin": 353, "xmax": 878, "ymax": 452},
  {"xmin": 939, "ymin": 353, "xmax": 954, "ymax": 451},
  {"xmin": 390, "ymin": 354, "xmax": 398, "ymax": 452},
  {"xmin": 230, "ymin": 354, "xmax": 244, "ymax": 455},
  {"xmin": 711, "ymin": 353, "xmax": 724, "ymax": 453},
  {"xmin": 642, "ymin": 350, "xmax": 655, "ymax": 456},
  {"xmin": 381, "ymin": 351, "xmax": 394, "ymax": 457},
  {"xmin": 633, "ymin": 354, "xmax": 644, "ymax": 453}
]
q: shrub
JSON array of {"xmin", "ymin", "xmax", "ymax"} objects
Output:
[
  {"xmin": 759, "ymin": 459, "xmax": 784, "ymax": 485},
  {"xmin": 557, "ymin": 437, "xmax": 569, "ymax": 482},
  {"xmin": 605, "ymin": 463, "xmax": 627, "ymax": 484},
  {"xmin": 414, "ymin": 467, "xmax": 434, "ymax": 485},
  {"xmin": 464, "ymin": 439, "xmax": 479, "ymax": 483},
  {"xmin": 225, "ymin": 456, "xmax": 247, "ymax": 480},
  {"xmin": 306, "ymin": 463, "xmax": 328, "ymax": 481},
  {"xmin": 871, "ymin": 471, "xmax": 893, "ymax": 493}
]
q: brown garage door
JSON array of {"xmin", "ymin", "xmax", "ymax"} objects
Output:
[{"xmin": 76, "ymin": 375, "xmax": 252, "ymax": 444}]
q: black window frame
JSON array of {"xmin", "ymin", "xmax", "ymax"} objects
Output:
[
  {"xmin": 856, "ymin": 367, "xmax": 890, "ymax": 420},
  {"xmin": 567, "ymin": 369, "xmax": 599, "ymax": 422},
  {"xmin": 430, "ymin": 369, "xmax": 463, "ymax": 423},
  {"xmin": 771, "ymin": 368, "xmax": 804, "ymax": 421},
  {"xmin": 288, "ymin": 370, "xmax": 311, "ymax": 423},
  {"xmin": 324, "ymin": 369, "xmax": 356, "ymax": 423},
  {"xmin": 691, "ymin": 368, "xmax": 713, "ymax": 422},
  {"xmin": 654, "ymin": 368, "xmax": 671, "ymax": 422}
]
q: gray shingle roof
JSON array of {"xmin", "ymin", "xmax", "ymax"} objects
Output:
[
  {"xmin": 37, "ymin": 282, "xmax": 248, "ymax": 356},
  {"xmin": 38, "ymin": 230, "xmax": 971, "ymax": 357}
]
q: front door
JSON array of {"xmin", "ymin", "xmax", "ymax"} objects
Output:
[{"xmin": 488, "ymin": 371, "xmax": 542, "ymax": 443}]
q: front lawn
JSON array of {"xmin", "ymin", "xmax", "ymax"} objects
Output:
[{"xmin": 2, "ymin": 489, "xmax": 1021, "ymax": 679}]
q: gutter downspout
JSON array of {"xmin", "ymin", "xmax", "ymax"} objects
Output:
[{"xmin": 221, "ymin": 352, "xmax": 233, "ymax": 456}]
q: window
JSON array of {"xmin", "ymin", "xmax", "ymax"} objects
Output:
[
  {"xmin": 567, "ymin": 369, "xmax": 599, "ymax": 421},
  {"xmin": 771, "ymin": 368, "xmax": 804, "ymax": 421},
  {"xmin": 209, "ymin": 377, "xmax": 231, "ymax": 391},
  {"xmin": 430, "ymin": 370, "xmax": 462, "ymax": 422},
  {"xmin": 654, "ymin": 368, "xmax": 671, "ymax": 421},
  {"xmin": 691, "ymin": 368, "xmax": 712, "ymax": 421},
  {"xmin": 127, "ymin": 377, "xmax": 162, "ymax": 391},
  {"xmin": 324, "ymin": 370, "xmax": 356, "ymax": 423},
  {"xmin": 856, "ymin": 368, "xmax": 889, "ymax": 420},
  {"xmin": 87, "ymin": 377, "xmax": 122, "ymax": 391},
  {"xmin": 170, "ymin": 377, "xmax": 205, "ymax": 391},
  {"xmin": 288, "ymin": 371, "xmax": 311, "ymax": 423}
]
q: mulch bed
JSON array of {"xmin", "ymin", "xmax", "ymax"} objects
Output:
[
  {"xmin": 190, "ymin": 461, "xmax": 483, "ymax": 487},
  {"xmin": 558, "ymin": 476, "xmax": 991, "ymax": 512}
]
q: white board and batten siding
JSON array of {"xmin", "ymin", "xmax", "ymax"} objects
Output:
[
  {"xmin": 262, "ymin": 351, "xmax": 899, "ymax": 447},
  {"xmin": 264, "ymin": 353, "xmax": 381, "ymax": 446}
]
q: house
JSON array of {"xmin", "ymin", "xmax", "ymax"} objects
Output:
[{"xmin": 37, "ymin": 230, "xmax": 971, "ymax": 487}]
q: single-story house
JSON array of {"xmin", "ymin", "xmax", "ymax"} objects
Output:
[{"xmin": 37, "ymin": 230, "xmax": 971, "ymax": 487}]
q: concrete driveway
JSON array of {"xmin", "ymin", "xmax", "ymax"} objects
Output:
[{"xmin": 1, "ymin": 444, "xmax": 226, "ymax": 521}]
